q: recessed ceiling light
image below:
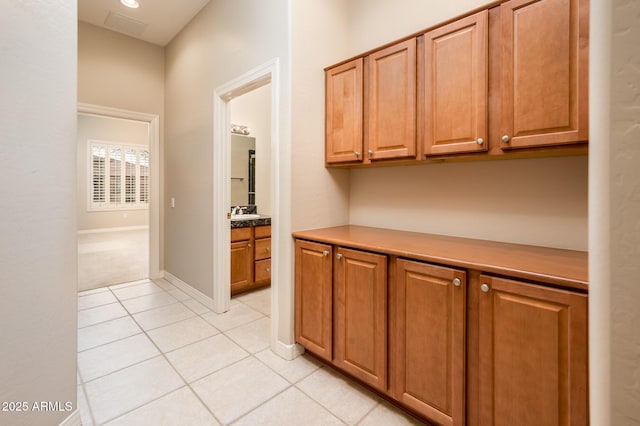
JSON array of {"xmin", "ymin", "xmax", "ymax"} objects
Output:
[{"xmin": 120, "ymin": 0, "xmax": 139, "ymax": 9}]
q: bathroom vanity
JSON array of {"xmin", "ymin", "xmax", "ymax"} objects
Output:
[{"xmin": 231, "ymin": 214, "xmax": 271, "ymax": 295}]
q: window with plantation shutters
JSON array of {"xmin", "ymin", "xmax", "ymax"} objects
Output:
[{"xmin": 89, "ymin": 141, "xmax": 149, "ymax": 211}]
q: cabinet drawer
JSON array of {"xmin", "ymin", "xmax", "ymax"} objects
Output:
[
  {"xmin": 254, "ymin": 238, "xmax": 271, "ymax": 261},
  {"xmin": 231, "ymin": 227, "xmax": 251, "ymax": 242},
  {"xmin": 255, "ymin": 259, "xmax": 271, "ymax": 282},
  {"xmin": 255, "ymin": 225, "xmax": 271, "ymax": 239}
]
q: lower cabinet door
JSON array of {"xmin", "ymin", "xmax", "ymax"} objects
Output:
[
  {"xmin": 230, "ymin": 240, "xmax": 251, "ymax": 295},
  {"xmin": 478, "ymin": 275, "xmax": 588, "ymax": 426},
  {"xmin": 334, "ymin": 247, "xmax": 388, "ymax": 391},
  {"xmin": 294, "ymin": 240, "xmax": 333, "ymax": 362},
  {"xmin": 391, "ymin": 259, "xmax": 466, "ymax": 426}
]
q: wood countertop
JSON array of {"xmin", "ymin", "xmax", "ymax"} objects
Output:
[{"xmin": 292, "ymin": 225, "xmax": 588, "ymax": 292}]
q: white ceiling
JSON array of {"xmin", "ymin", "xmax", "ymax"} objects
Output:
[{"xmin": 78, "ymin": 0, "xmax": 210, "ymax": 46}]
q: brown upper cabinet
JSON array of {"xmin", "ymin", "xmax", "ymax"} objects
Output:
[
  {"xmin": 498, "ymin": 0, "xmax": 589, "ymax": 149},
  {"xmin": 325, "ymin": 58, "xmax": 364, "ymax": 164},
  {"xmin": 366, "ymin": 39, "xmax": 417, "ymax": 161},
  {"xmin": 423, "ymin": 11, "xmax": 489, "ymax": 156},
  {"xmin": 326, "ymin": 40, "xmax": 417, "ymax": 165},
  {"xmin": 325, "ymin": 0, "xmax": 588, "ymax": 166}
]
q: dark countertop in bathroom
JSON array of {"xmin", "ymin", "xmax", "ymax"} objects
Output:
[{"xmin": 230, "ymin": 216, "xmax": 271, "ymax": 228}]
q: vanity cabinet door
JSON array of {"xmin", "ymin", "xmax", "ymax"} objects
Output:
[
  {"xmin": 231, "ymin": 239, "xmax": 252, "ymax": 295},
  {"xmin": 499, "ymin": 0, "xmax": 588, "ymax": 149},
  {"xmin": 478, "ymin": 275, "xmax": 588, "ymax": 426},
  {"xmin": 391, "ymin": 259, "xmax": 466, "ymax": 426},
  {"xmin": 333, "ymin": 247, "xmax": 387, "ymax": 391},
  {"xmin": 295, "ymin": 240, "xmax": 334, "ymax": 362}
]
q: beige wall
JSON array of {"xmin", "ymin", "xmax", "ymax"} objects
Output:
[
  {"xmin": 290, "ymin": 0, "xmax": 352, "ymax": 233},
  {"xmin": 230, "ymin": 84, "xmax": 272, "ymax": 215},
  {"xmin": 0, "ymin": 2, "xmax": 77, "ymax": 425},
  {"xmin": 78, "ymin": 21, "xmax": 165, "ymax": 267},
  {"xmin": 345, "ymin": 0, "xmax": 494, "ymax": 53},
  {"xmin": 610, "ymin": 0, "xmax": 640, "ymax": 422},
  {"xmin": 77, "ymin": 114, "xmax": 150, "ymax": 230},
  {"xmin": 164, "ymin": 0, "xmax": 290, "ymax": 298},
  {"xmin": 343, "ymin": 0, "xmax": 588, "ymax": 250},
  {"xmin": 78, "ymin": 22, "xmax": 164, "ymax": 116}
]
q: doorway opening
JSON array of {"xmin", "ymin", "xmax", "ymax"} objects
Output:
[
  {"xmin": 212, "ymin": 59, "xmax": 281, "ymax": 353},
  {"xmin": 77, "ymin": 103, "xmax": 161, "ymax": 290}
]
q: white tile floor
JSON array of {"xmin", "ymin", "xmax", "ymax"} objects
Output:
[{"xmin": 77, "ymin": 280, "xmax": 427, "ymax": 425}]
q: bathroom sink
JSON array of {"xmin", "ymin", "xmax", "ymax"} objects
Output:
[{"xmin": 231, "ymin": 214, "xmax": 261, "ymax": 221}]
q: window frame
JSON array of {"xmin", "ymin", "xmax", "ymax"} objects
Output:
[{"xmin": 88, "ymin": 140, "xmax": 150, "ymax": 212}]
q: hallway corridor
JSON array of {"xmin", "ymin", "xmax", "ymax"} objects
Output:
[{"xmin": 76, "ymin": 279, "xmax": 424, "ymax": 425}]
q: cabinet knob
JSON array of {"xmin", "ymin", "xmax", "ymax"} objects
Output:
[
  {"xmin": 247, "ymin": 243, "xmax": 251, "ymax": 248},
  {"xmin": 322, "ymin": 250, "xmax": 329, "ymax": 257},
  {"xmin": 354, "ymin": 151, "xmax": 360, "ymax": 158},
  {"xmin": 501, "ymin": 135, "xmax": 510, "ymax": 143},
  {"xmin": 266, "ymin": 267, "xmax": 270, "ymax": 272},
  {"xmin": 266, "ymin": 247, "xmax": 270, "ymax": 252},
  {"xmin": 453, "ymin": 277, "xmax": 461, "ymax": 287},
  {"xmin": 336, "ymin": 253, "xmax": 343, "ymax": 260},
  {"xmin": 476, "ymin": 138, "xmax": 484, "ymax": 145},
  {"xmin": 481, "ymin": 283, "xmax": 490, "ymax": 293},
  {"xmin": 368, "ymin": 149, "xmax": 374, "ymax": 157}
]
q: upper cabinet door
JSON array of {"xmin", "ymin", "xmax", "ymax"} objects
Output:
[
  {"xmin": 326, "ymin": 58, "xmax": 364, "ymax": 164},
  {"xmin": 500, "ymin": 0, "xmax": 588, "ymax": 149},
  {"xmin": 367, "ymin": 39, "xmax": 417, "ymax": 161},
  {"xmin": 424, "ymin": 11, "xmax": 489, "ymax": 156}
]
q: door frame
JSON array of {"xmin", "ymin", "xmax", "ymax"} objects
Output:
[
  {"xmin": 212, "ymin": 59, "xmax": 279, "ymax": 320},
  {"xmin": 77, "ymin": 103, "xmax": 162, "ymax": 280}
]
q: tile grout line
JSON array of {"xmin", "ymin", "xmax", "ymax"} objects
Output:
[
  {"xmin": 79, "ymin": 281, "xmax": 303, "ymax": 425},
  {"xmin": 117, "ymin": 290, "xmax": 226, "ymax": 426}
]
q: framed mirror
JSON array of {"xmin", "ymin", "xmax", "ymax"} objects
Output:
[{"xmin": 230, "ymin": 134, "xmax": 256, "ymax": 206}]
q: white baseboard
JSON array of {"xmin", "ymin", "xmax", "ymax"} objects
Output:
[
  {"xmin": 271, "ymin": 340, "xmax": 305, "ymax": 361},
  {"xmin": 161, "ymin": 271, "xmax": 300, "ymax": 360},
  {"xmin": 161, "ymin": 271, "xmax": 217, "ymax": 311},
  {"xmin": 59, "ymin": 410, "xmax": 81, "ymax": 426},
  {"xmin": 77, "ymin": 225, "xmax": 149, "ymax": 234}
]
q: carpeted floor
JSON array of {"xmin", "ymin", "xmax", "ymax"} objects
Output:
[{"xmin": 78, "ymin": 228, "xmax": 149, "ymax": 292}]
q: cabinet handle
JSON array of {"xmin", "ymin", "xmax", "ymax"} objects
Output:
[
  {"xmin": 481, "ymin": 283, "xmax": 490, "ymax": 293},
  {"xmin": 453, "ymin": 277, "xmax": 461, "ymax": 287},
  {"xmin": 354, "ymin": 151, "xmax": 360, "ymax": 158},
  {"xmin": 501, "ymin": 135, "xmax": 510, "ymax": 143},
  {"xmin": 322, "ymin": 250, "xmax": 329, "ymax": 257},
  {"xmin": 368, "ymin": 149, "xmax": 374, "ymax": 157},
  {"xmin": 247, "ymin": 243, "xmax": 251, "ymax": 248},
  {"xmin": 336, "ymin": 253, "xmax": 343, "ymax": 260},
  {"xmin": 476, "ymin": 138, "xmax": 484, "ymax": 145}
]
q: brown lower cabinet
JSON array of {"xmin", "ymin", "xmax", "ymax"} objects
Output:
[
  {"xmin": 391, "ymin": 259, "xmax": 466, "ymax": 426},
  {"xmin": 231, "ymin": 225, "xmax": 271, "ymax": 295},
  {"xmin": 478, "ymin": 275, "xmax": 588, "ymax": 426},
  {"xmin": 293, "ymin": 235, "xmax": 588, "ymax": 426},
  {"xmin": 334, "ymin": 247, "xmax": 387, "ymax": 391},
  {"xmin": 294, "ymin": 240, "xmax": 333, "ymax": 361}
]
